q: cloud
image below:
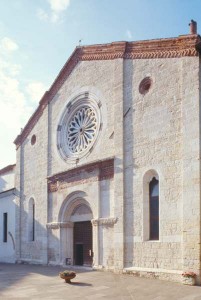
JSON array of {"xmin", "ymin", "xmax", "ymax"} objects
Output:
[
  {"xmin": 48, "ymin": 0, "xmax": 70, "ymax": 12},
  {"xmin": 37, "ymin": 0, "xmax": 70, "ymax": 23},
  {"xmin": 37, "ymin": 8, "xmax": 48, "ymax": 21},
  {"xmin": 126, "ymin": 30, "xmax": 133, "ymax": 40},
  {"xmin": 1, "ymin": 37, "xmax": 19, "ymax": 52},
  {"xmin": 0, "ymin": 74, "xmax": 29, "ymax": 130},
  {"xmin": 0, "ymin": 37, "xmax": 47, "ymax": 167},
  {"xmin": 26, "ymin": 81, "xmax": 47, "ymax": 104}
]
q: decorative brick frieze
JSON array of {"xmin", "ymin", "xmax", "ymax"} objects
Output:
[
  {"xmin": 48, "ymin": 158, "xmax": 114, "ymax": 193},
  {"xmin": 14, "ymin": 34, "xmax": 201, "ymax": 147},
  {"xmin": 91, "ymin": 217, "xmax": 118, "ymax": 226},
  {"xmin": 81, "ymin": 36, "xmax": 201, "ymax": 60},
  {"xmin": 46, "ymin": 221, "xmax": 74, "ymax": 229}
]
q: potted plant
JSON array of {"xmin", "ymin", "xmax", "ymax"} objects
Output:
[
  {"xmin": 59, "ymin": 270, "xmax": 76, "ymax": 283},
  {"xmin": 182, "ymin": 271, "xmax": 196, "ymax": 286}
]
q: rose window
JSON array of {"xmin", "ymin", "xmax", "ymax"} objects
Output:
[
  {"xmin": 57, "ymin": 93, "xmax": 101, "ymax": 163},
  {"xmin": 67, "ymin": 107, "xmax": 97, "ymax": 153}
]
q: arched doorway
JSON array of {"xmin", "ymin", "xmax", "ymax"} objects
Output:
[
  {"xmin": 71, "ymin": 204, "xmax": 93, "ymax": 266},
  {"xmin": 59, "ymin": 192, "xmax": 93, "ymax": 266}
]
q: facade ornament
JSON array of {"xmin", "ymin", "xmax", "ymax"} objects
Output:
[
  {"xmin": 48, "ymin": 158, "xmax": 114, "ymax": 193},
  {"xmin": 91, "ymin": 217, "xmax": 118, "ymax": 227},
  {"xmin": 46, "ymin": 221, "xmax": 74, "ymax": 229}
]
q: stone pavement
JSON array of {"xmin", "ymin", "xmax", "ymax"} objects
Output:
[{"xmin": 0, "ymin": 263, "xmax": 201, "ymax": 300}]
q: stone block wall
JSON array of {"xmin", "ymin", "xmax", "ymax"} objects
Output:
[
  {"xmin": 123, "ymin": 56, "xmax": 201, "ymax": 279},
  {"xmin": 15, "ymin": 109, "xmax": 49, "ymax": 264},
  {"xmin": 124, "ymin": 57, "xmax": 183, "ymax": 270},
  {"xmin": 49, "ymin": 60, "xmax": 116, "ymax": 177}
]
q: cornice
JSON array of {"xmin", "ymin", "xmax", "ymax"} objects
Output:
[
  {"xmin": 14, "ymin": 35, "xmax": 201, "ymax": 147},
  {"xmin": 48, "ymin": 158, "xmax": 114, "ymax": 193},
  {"xmin": 46, "ymin": 221, "xmax": 74, "ymax": 229},
  {"xmin": 0, "ymin": 188, "xmax": 15, "ymax": 199},
  {"xmin": 46, "ymin": 218, "xmax": 118, "ymax": 229}
]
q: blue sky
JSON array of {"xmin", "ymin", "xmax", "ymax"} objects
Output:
[{"xmin": 0, "ymin": 0, "xmax": 201, "ymax": 168}]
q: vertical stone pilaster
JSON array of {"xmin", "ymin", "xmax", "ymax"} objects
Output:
[
  {"xmin": 59, "ymin": 222, "xmax": 74, "ymax": 265},
  {"xmin": 123, "ymin": 59, "xmax": 134, "ymax": 267},
  {"xmin": 92, "ymin": 221, "xmax": 99, "ymax": 268},
  {"xmin": 91, "ymin": 176, "xmax": 101, "ymax": 267},
  {"xmin": 113, "ymin": 58, "xmax": 125, "ymax": 270},
  {"xmin": 14, "ymin": 144, "xmax": 24, "ymax": 262}
]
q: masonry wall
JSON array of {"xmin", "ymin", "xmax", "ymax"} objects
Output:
[
  {"xmin": 126, "ymin": 57, "xmax": 183, "ymax": 270},
  {"xmin": 181, "ymin": 56, "xmax": 201, "ymax": 282},
  {"xmin": 49, "ymin": 60, "xmax": 116, "ymax": 176},
  {"xmin": 123, "ymin": 56, "xmax": 201, "ymax": 276},
  {"xmin": 15, "ymin": 109, "xmax": 49, "ymax": 264},
  {"xmin": 47, "ymin": 59, "xmax": 121, "ymax": 268}
]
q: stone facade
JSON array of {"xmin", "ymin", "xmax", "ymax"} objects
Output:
[{"xmin": 1, "ymin": 24, "xmax": 201, "ymax": 284}]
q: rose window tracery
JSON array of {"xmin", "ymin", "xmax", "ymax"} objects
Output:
[
  {"xmin": 67, "ymin": 106, "xmax": 97, "ymax": 153},
  {"xmin": 57, "ymin": 93, "xmax": 101, "ymax": 163}
]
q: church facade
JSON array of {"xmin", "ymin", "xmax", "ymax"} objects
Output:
[{"xmin": 1, "ymin": 21, "xmax": 201, "ymax": 283}]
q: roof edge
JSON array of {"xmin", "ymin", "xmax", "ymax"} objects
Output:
[{"xmin": 0, "ymin": 164, "xmax": 16, "ymax": 176}]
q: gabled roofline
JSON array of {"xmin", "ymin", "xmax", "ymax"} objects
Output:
[
  {"xmin": 0, "ymin": 188, "xmax": 15, "ymax": 199},
  {"xmin": 0, "ymin": 164, "xmax": 16, "ymax": 176},
  {"xmin": 14, "ymin": 34, "xmax": 201, "ymax": 148}
]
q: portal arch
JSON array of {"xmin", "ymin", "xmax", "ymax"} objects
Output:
[{"xmin": 59, "ymin": 191, "xmax": 93, "ymax": 266}]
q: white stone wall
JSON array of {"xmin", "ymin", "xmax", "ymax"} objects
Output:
[
  {"xmin": 15, "ymin": 109, "xmax": 49, "ymax": 264},
  {"xmin": 46, "ymin": 59, "xmax": 119, "ymax": 268},
  {"xmin": 181, "ymin": 56, "xmax": 201, "ymax": 280},
  {"xmin": 49, "ymin": 60, "xmax": 115, "ymax": 176},
  {"xmin": 126, "ymin": 57, "xmax": 183, "ymax": 270},
  {"xmin": 123, "ymin": 56, "xmax": 201, "ymax": 276},
  {"xmin": 0, "ymin": 193, "xmax": 16, "ymax": 263},
  {"xmin": 0, "ymin": 168, "xmax": 15, "ymax": 263}
]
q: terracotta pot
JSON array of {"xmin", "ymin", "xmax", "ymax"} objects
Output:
[
  {"xmin": 60, "ymin": 273, "xmax": 76, "ymax": 283},
  {"xmin": 182, "ymin": 276, "xmax": 196, "ymax": 286}
]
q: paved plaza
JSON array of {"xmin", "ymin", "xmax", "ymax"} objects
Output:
[{"xmin": 0, "ymin": 263, "xmax": 201, "ymax": 300}]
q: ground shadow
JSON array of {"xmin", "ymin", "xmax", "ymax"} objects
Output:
[
  {"xmin": 69, "ymin": 282, "xmax": 92, "ymax": 286},
  {"xmin": 0, "ymin": 263, "xmax": 95, "ymax": 294}
]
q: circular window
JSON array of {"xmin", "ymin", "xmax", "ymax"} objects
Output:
[
  {"xmin": 31, "ymin": 134, "xmax": 36, "ymax": 145},
  {"xmin": 67, "ymin": 106, "xmax": 97, "ymax": 154},
  {"xmin": 57, "ymin": 93, "xmax": 101, "ymax": 162},
  {"xmin": 139, "ymin": 77, "xmax": 152, "ymax": 95}
]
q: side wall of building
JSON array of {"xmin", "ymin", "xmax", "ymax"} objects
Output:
[{"xmin": 0, "ymin": 168, "xmax": 16, "ymax": 263}]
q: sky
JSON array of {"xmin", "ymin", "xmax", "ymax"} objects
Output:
[{"xmin": 0, "ymin": 0, "xmax": 201, "ymax": 169}]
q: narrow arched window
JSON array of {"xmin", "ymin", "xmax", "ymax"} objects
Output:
[
  {"xmin": 149, "ymin": 177, "xmax": 159, "ymax": 240},
  {"xmin": 28, "ymin": 198, "xmax": 35, "ymax": 241}
]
